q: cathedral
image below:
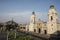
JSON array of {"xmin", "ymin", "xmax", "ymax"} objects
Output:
[{"xmin": 19, "ymin": 5, "xmax": 60, "ymax": 35}]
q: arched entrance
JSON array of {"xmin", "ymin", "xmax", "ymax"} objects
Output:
[
  {"xmin": 38, "ymin": 28, "xmax": 41, "ymax": 33},
  {"xmin": 44, "ymin": 30, "xmax": 47, "ymax": 34},
  {"xmin": 34, "ymin": 29, "xmax": 36, "ymax": 32}
]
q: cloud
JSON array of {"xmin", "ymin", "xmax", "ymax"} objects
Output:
[
  {"xmin": 0, "ymin": 11, "xmax": 48, "ymax": 24},
  {"xmin": 0, "ymin": 11, "xmax": 32, "ymax": 24},
  {"xmin": 0, "ymin": 10, "xmax": 59, "ymax": 24}
]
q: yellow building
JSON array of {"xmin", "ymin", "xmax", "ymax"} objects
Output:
[{"xmin": 19, "ymin": 5, "xmax": 60, "ymax": 35}]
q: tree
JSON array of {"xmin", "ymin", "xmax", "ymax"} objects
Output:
[
  {"xmin": 0, "ymin": 23, "xmax": 3, "ymax": 33},
  {"xmin": 5, "ymin": 20, "xmax": 18, "ymax": 40}
]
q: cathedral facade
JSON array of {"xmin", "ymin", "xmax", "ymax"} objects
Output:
[{"xmin": 19, "ymin": 5, "xmax": 60, "ymax": 35}]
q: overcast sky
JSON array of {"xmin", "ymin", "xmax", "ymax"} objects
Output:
[{"xmin": 0, "ymin": 0, "xmax": 60, "ymax": 24}]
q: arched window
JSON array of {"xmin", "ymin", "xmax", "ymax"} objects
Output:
[
  {"xmin": 51, "ymin": 16, "xmax": 53, "ymax": 21},
  {"xmin": 38, "ymin": 28, "xmax": 41, "ymax": 33},
  {"xmin": 44, "ymin": 30, "xmax": 47, "ymax": 34},
  {"xmin": 34, "ymin": 29, "xmax": 36, "ymax": 32},
  {"xmin": 51, "ymin": 24, "xmax": 53, "ymax": 26}
]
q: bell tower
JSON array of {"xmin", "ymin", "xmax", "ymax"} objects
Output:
[
  {"xmin": 30, "ymin": 11, "xmax": 35, "ymax": 25},
  {"xmin": 47, "ymin": 5, "xmax": 58, "ymax": 34},
  {"xmin": 29, "ymin": 11, "xmax": 36, "ymax": 32}
]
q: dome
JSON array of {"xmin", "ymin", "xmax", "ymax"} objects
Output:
[
  {"xmin": 50, "ymin": 5, "xmax": 54, "ymax": 8},
  {"xmin": 32, "ymin": 11, "xmax": 35, "ymax": 15}
]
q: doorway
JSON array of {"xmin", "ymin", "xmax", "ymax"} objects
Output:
[
  {"xmin": 38, "ymin": 28, "xmax": 41, "ymax": 33},
  {"xmin": 34, "ymin": 29, "xmax": 36, "ymax": 32},
  {"xmin": 44, "ymin": 30, "xmax": 47, "ymax": 34}
]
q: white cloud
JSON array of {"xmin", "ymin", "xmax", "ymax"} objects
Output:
[
  {"xmin": 0, "ymin": 11, "xmax": 48, "ymax": 24},
  {"xmin": 0, "ymin": 11, "xmax": 32, "ymax": 24}
]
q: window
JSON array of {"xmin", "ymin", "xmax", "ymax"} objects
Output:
[
  {"xmin": 51, "ymin": 16, "xmax": 53, "ymax": 21},
  {"xmin": 52, "ymin": 28, "xmax": 53, "ymax": 30},
  {"xmin": 27, "ymin": 29, "xmax": 29, "ymax": 31},
  {"xmin": 20, "ymin": 27, "xmax": 22, "ymax": 29},
  {"xmin": 39, "ymin": 24, "xmax": 40, "ymax": 26},
  {"xmin": 23, "ymin": 27, "xmax": 25, "ymax": 29},
  {"xmin": 51, "ymin": 24, "xmax": 53, "ymax": 26},
  {"xmin": 38, "ymin": 28, "xmax": 41, "ymax": 33},
  {"xmin": 44, "ymin": 30, "xmax": 47, "ymax": 34},
  {"xmin": 34, "ymin": 29, "xmax": 36, "ymax": 32}
]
